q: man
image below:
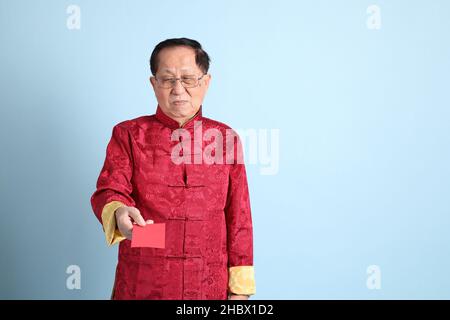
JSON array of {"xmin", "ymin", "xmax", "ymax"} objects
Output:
[{"xmin": 90, "ymin": 38, "xmax": 255, "ymax": 300}]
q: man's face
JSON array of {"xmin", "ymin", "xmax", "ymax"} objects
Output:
[{"xmin": 150, "ymin": 46, "xmax": 211, "ymax": 125}]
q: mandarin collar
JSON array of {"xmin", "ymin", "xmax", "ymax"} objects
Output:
[{"xmin": 155, "ymin": 104, "xmax": 203, "ymax": 129}]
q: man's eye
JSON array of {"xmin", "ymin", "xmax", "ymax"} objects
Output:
[
  {"xmin": 162, "ymin": 78, "xmax": 175, "ymax": 82},
  {"xmin": 182, "ymin": 77, "xmax": 196, "ymax": 84}
]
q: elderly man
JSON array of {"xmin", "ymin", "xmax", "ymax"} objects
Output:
[{"xmin": 90, "ymin": 38, "xmax": 255, "ymax": 300}]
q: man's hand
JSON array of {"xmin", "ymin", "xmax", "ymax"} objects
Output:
[
  {"xmin": 114, "ymin": 206, "xmax": 153, "ymax": 240},
  {"xmin": 228, "ymin": 294, "xmax": 249, "ymax": 300}
]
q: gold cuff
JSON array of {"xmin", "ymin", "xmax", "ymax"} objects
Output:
[
  {"xmin": 101, "ymin": 201, "xmax": 127, "ymax": 246},
  {"xmin": 228, "ymin": 266, "xmax": 256, "ymax": 295}
]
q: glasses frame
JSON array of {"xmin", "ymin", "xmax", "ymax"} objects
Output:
[{"xmin": 154, "ymin": 73, "xmax": 207, "ymax": 89}]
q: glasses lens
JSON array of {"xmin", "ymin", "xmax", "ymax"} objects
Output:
[
  {"xmin": 181, "ymin": 77, "xmax": 198, "ymax": 88},
  {"xmin": 158, "ymin": 78, "xmax": 175, "ymax": 88}
]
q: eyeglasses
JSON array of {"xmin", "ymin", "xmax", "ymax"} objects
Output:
[{"xmin": 154, "ymin": 74, "xmax": 207, "ymax": 89}]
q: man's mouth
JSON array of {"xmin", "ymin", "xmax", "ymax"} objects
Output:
[{"xmin": 172, "ymin": 100, "xmax": 188, "ymax": 106}]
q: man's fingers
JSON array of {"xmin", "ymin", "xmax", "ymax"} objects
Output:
[
  {"xmin": 132, "ymin": 219, "xmax": 153, "ymax": 226},
  {"xmin": 128, "ymin": 208, "xmax": 146, "ymax": 226},
  {"xmin": 119, "ymin": 210, "xmax": 152, "ymax": 240},
  {"xmin": 134, "ymin": 220, "xmax": 153, "ymax": 224},
  {"xmin": 120, "ymin": 218, "xmax": 133, "ymax": 230}
]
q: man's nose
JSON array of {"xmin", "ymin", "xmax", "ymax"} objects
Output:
[{"xmin": 171, "ymin": 79, "xmax": 186, "ymax": 94}]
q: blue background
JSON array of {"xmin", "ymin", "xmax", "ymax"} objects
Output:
[{"xmin": 1, "ymin": 0, "xmax": 449, "ymax": 299}]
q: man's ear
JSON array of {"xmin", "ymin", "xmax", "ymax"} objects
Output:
[
  {"xmin": 149, "ymin": 76, "xmax": 156, "ymax": 89},
  {"xmin": 202, "ymin": 73, "xmax": 211, "ymax": 88}
]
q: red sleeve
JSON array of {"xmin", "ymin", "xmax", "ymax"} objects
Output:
[
  {"xmin": 224, "ymin": 131, "xmax": 254, "ymax": 267},
  {"xmin": 90, "ymin": 124, "xmax": 136, "ymax": 224}
]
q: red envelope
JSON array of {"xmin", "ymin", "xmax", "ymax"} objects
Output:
[{"xmin": 131, "ymin": 223, "xmax": 165, "ymax": 248}]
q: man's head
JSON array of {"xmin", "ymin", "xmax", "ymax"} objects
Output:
[{"xmin": 149, "ymin": 38, "xmax": 211, "ymax": 126}]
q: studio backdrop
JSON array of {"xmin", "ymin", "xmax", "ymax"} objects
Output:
[{"xmin": 1, "ymin": 0, "xmax": 449, "ymax": 299}]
